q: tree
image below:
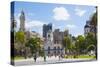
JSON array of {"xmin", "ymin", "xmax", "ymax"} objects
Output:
[
  {"xmin": 63, "ymin": 36, "xmax": 67, "ymax": 54},
  {"xmin": 89, "ymin": 7, "xmax": 97, "ymax": 59},
  {"xmin": 90, "ymin": 10, "xmax": 97, "ymax": 28},
  {"xmin": 90, "ymin": 7, "xmax": 97, "ymax": 39},
  {"xmin": 75, "ymin": 35, "xmax": 85, "ymax": 55},
  {"xmin": 11, "ymin": 18, "xmax": 17, "ymax": 59},
  {"xmin": 11, "ymin": 18, "xmax": 17, "ymax": 32},
  {"xmin": 63, "ymin": 36, "xmax": 72, "ymax": 55},
  {"xmin": 87, "ymin": 44, "xmax": 95, "ymax": 52},
  {"xmin": 15, "ymin": 31, "xmax": 25, "ymax": 44},
  {"xmin": 26, "ymin": 37, "xmax": 42, "ymax": 60},
  {"xmin": 70, "ymin": 44, "xmax": 77, "ymax": 58},
  {"xmin": 90, "ymin": 12, "xmax": 97, "ymax": 27},
  {"xmin": 15, "ymin": 31, "xmax": 26, "ymax": 58},
  {"xmin": 85, "ymin": 32, "xmax": 97, "ymax": 55},
  {"xmin": 66, "ymin": 36, "xmax": 71, "ymax": 50}
]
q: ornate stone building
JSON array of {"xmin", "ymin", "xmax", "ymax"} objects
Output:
[
  {"xmin": 44, "ymin": 30, "xmax": 54, "ymax": 56},
  {"xmin": 84, "ymin": 21, "xmax": 91, "ymax": 36},
  {"xmin": 43, "ymin": 24, "xmax": 68, "ymax": 56},
  {"xmin": 84, "ymin": 20, "xmax": 96, "ymax": 36}
]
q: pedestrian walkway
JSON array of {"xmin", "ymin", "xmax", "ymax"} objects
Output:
[{"xmin": 14, "ymin": 56, "xmax": 96, "ymax": 66}]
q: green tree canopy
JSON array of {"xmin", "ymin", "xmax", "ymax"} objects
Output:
[
  {"xmin": 85, "ymin": 32, "xmax": 97, "ymax": 51},
  {"xmin": 15, "ymin": 31, "xmax": 25, "ymax": 44},
  {"xmin": 26, "ymin": 37, "xmax": 42, "ymax": 55},
  {"xmin": 75, "ymin": 35, "xmax": 85, "ymax": 54}
]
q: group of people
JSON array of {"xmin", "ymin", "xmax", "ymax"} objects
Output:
[
  {"xmin": 33, "ymin": 54, "xmax": 46, "ymax": 62},
  {"xmin": 33, "ymin": 54, "xmax": 64, "ymax": 62}
]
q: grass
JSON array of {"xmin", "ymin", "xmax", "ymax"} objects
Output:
[
  {"xmin": 11, "ymin": 56, "xmax": 25, "ymax": 60},
  {"xmin": 64, "ymin": 55, "xmax": 95, "ymax": 59},
  {"xmin": 78, "ymin": 55, "xmax": 95, "ymax": 59},
  {"xmin": 12, "ymin": 55, "xmax": 95, "ymax": 61}
]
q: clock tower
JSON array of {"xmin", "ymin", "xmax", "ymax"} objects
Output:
[{"xmin": 20, "ymin": 10, "xmax": 25, "ymax": 32}]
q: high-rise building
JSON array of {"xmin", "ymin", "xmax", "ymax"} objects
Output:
[
  {"xmin": 20, "ymin": 10, "xmax": 25, "ymax": 32},
  {"xmin": 43, "ymin": 23, "xmax": 52, "ymax": 38}
]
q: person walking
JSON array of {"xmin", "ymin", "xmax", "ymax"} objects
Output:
[
  {"xmin": 44, "ymin": 55, "xmax": 46, "ymax": 62},
  {"xmin": 34, "ymin": 54, "xmax": 37, "ymax": 62}
]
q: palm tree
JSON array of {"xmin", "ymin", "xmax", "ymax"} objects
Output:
[
  {"xmin": 85, "ymin": 32, "xmax": 97, "ymax": 59},
  {"xmin": 89, "ymin": 8, "xmax": 97, "ymax": 59},
  {"xmin": 90, "ymin": 6, "xmax": 97, "ymax": 38}
]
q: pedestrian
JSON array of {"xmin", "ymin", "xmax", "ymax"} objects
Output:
[
  {"xmin": 59, "ymin": 55, "xmax": 60, "ymax": 60},
  {"xmin": 44, "ymin": 55, "xmax": 46, "ymax": 62},
  {"xmin": 34, "ymin": 54, "xmax": 37, "ymax": 62}
]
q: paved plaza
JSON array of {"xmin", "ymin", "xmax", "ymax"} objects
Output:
[{"xmin": 14, "ymin": 56, "xmax": 96, "ymax": 66}]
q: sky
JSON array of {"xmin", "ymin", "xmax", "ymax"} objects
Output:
[{"xmin": 12, "ymin": 1, "xmax": 96, "ymax": 37}]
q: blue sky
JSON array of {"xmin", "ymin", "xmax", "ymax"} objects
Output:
[{"xmin": 13, "ymin": 1, "xmax": 96, "ymax": 37}]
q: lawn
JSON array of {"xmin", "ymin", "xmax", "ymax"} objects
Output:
[
  {"xmin": 78, "ymin": 55, "xmax": 95, "ymax": 59},
  {"xmin": 11, "ymin": 56, "xmax": 25, "ymax": 60},
  {"xmin": 64, "ymin": 55, "xmax": 95, "ymax": 59}
]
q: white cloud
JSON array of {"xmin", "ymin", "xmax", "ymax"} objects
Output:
[
  {"xmin": 25, "ymin": 20, "xmax": 44, "ymax": 30},
  {"xmin": 75, "ymin": 8, "xmax": 86, "ymax": 17},
  {"xmin": 25, "ymin": 20, "xmax": 46, "ymax": 36},
  {"xmin": 53, "ymin": 7, "xmax": 70, "ymax": 21},
  {"xmin": 15, "ymin": 18, "xmax": 45, "ymax": 31},
  {"xmin": 66, "ymin": 24, "xmax": 77, "ymax": 29}
]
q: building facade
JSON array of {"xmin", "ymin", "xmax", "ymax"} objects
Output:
[
  {"xmin": 84, "ymin": 21, "xmax": 91, "ymax": 36},
  {"xmin": 44, "ymin": 30, "xmax": 54, "ymax": 56},
  {"xmin": 84, "ymin": 20, "xmax": 96, "ymax": 36},
  {"xmin": 43, "ymin": 24, "xmax": 68, "ymax": 56},
  {"xmin": 43, "ymin": 23, "xmax": 52, "ymax": 38}
]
